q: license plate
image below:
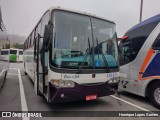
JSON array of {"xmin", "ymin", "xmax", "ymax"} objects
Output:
[{"xmin": 86, "ymin": 95, "xmax": 97, "ymax": 101}]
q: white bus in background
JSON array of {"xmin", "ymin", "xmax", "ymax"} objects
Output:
[
  {"xmin": 24, "ymin": 7, "xmax": 119, "ymax": 103},
  {"xmin": 18, "ymin": 49, "xmax": 23, "ymax": 62},
  {"xmin": 0, "ymin": 6, "xmax": 9, "ymax": 87},
  {"xmin": 0, "ymin": 49, "xmax": 9, "ymax": 61},
  {"xmin": 118, "ymin": 14, "xmax": 160, "ymax": 108}
]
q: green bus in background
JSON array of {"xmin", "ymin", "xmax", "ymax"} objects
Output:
[
  {"xmin": 9, "ymin": 48, "xmax": 18, "ymax": 62},
  {"xmin": 9, "ymin": 48, "xmax": 23, "ymax": 62}
]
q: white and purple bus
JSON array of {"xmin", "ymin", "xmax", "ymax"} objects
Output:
[{"xmin": 23, "ymin": 7, "xmax": 119, "ymax": 103}]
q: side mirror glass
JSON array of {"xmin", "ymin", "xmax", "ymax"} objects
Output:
[{"xmin": 43, "ymin": 25, "xmax": 51, "ymax": 51}]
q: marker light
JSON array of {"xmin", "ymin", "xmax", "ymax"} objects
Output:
[{"xmin": 118, "ymin": 36, "xmax": 129, "ymax": 41}]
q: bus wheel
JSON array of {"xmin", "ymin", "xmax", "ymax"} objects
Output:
[
  {"xmin": 24, "ymin": 63, "xmax": 27, "ymax": 75},
  {"xmin": 24, "ymin": 71, "xmax": 27, "ymax": 75},
  {"xmin": 1, "ymin": 71, "xmax": 7, "ymax": 89},
  {"xmin": 4, "ymin": 70, "xmax": 7, "ymax": 80},
  {"xmin": 149, "ymin": 82, "xmax": 160, "ymax": 109}
]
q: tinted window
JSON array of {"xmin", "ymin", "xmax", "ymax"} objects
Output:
[
  {"xmin": 40, "ymin": 11, "xmax": 49, "ymax": 37},
  {"xmin": 1, "ymin": 50, "xmax": 9, "ymax": 55},
  {"xmin": 31, "ymin": 31, "xmax": 35, "ymax": 46},
  {"xmin": 152, "ymin": 33, "xmax": 160, "ymax": 50},
  {"xmin": 19, "ymin": 51, "xmax": 23, "ymax": 55},
  {"xmin": 10, "ymin": 50, "xmax": 17, "ymax": 54}
]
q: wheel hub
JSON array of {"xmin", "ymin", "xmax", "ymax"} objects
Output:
[{"xmin": 154, "ymin": 88, "xmax": 160, "ymax": 104}]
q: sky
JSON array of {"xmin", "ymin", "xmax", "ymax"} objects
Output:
[{"xmin": 0, "ymin": 0, "xmax": 159, "ymax": 37}]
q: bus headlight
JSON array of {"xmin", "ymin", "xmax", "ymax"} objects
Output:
[
  {"xmin": 108, "ymin": 77, "xmax": 119, "ymax": 84},
  {"xmin": 50, "ymin": 80, "xmax": 75, "ymax": 88}
]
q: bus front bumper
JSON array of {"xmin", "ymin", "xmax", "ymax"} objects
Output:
[{"xmin": 48, "ymin": 81, "xmax": 118, "ymax": 103}]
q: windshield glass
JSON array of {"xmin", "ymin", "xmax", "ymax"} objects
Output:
[
  {"xmin": 51, "ymin": 10, "xmax": 118, "ymax": 69},
  {"xmin": 92, "ymin": 18, "xmax": 118, "ymax": 68},
  {"xmin": 10, "ymin": 50, "xmax": 17, "ymax": 54},
  {"xmin": 19, "ymin": 51, "xmax": 23, "ymax": 55},
  {"xmin": 1, "ymin": 50, "xmax": 9, "ymax": 55},
  {"xmin": 52, "ymin": 11, "xmax": 93, "ymax": 69}
]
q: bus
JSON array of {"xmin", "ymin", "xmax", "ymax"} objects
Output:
[
  {"xmin": 0, "ymin": 6, "xmax": 9, "ymax": 88},
  {"xmin": 23, "ymin": 7, "xmax": 119, "ymax": 103},
  {"xmin": 9, "ymin": 48, "xmax": 18, "ymax": 62},
  {"xmin": 118, "ymin": 14, "xmax": 160, "ymax": 108},
  {"xmin": 18, "ymin": 49, "xmax": 23, "ymax": 62},
  {"xmin": 0, "ymin": 49, "xmax": 9, "ymax": 61},
  {"xmin": 9, "ymin": 48, "xmax": 23, "ymax": 62}
]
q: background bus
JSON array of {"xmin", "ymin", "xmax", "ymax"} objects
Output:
[
  {"xmin": 118, "ymin": 14, "xmax": 160, "ymax": 108},
  {"xmin": 18, "ymin": 49, "xmax": 23, "ymax": 62},
  {"xmin": 24, "ymin": 7, "xmax": 119, "ymax": 103},
  {"xmin": 9, "ymin": 48, "xmax": 23, "ymax": 62},
  {"xmin": 9, "ymin": 48, "xmax": 18, "ymax": 62},
  {"xmin": 0, "ymin": 49, "xmax": 9, "ymax": 61},
  {"xmin": 0, "ymin": 6, "xmax": 9, "ymax": 88}
]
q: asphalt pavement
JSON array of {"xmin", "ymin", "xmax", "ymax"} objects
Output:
[{"xmin": 0, "ymin": 63, "xmax": 159, "ymax": 120}]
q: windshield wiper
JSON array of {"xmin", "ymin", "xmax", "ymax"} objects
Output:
[
  {"xmin": 77, "ymin": 38, "xmax": 91, "ymax": 74},
  {"xmin": 96, "ymin": 38, "xmax": 110, "ymax": 72}
]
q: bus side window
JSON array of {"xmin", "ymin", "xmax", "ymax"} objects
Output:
[
  {"xmin": 31, "ymin": 30, "xmax": 35, "ymax": 47},
  {"xmin": 119, "ymin": 42, "xmax": 132, "ymax": 66},
  {"xmin": 152, "ymin": 33, "xmax": 160, "ymax": 50}
]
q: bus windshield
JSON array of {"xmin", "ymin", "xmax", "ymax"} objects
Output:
[
  {"xmin": 51, "ymin": 10, "xmax": 118, "ymax": 69},
  {"xmin": 10, "ymin": 50, "xmax": 17, "ymax": 54},
  {"xmin": 1, "ymin": 50, "xmax": 9, "ymax": 55},
  {"xmin": 19, "ymin": 51, "xmax": 23, "ymax": 55},
  {"xmin": 92, "ymin": 18, "xmax": 118, "ymax": 69}
]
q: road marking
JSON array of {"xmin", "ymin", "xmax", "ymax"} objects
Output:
[
  {"xmin": 110, "ymin": 95, "xmax": 150, "ymax": 111},
  {"xmin": 9, "ymin": 68, "xmax": 20, "ymax": 70},
  {"xmin": 7, "ymin": 73, "xmax": 18, "ymax": 76},
  {"xmin": 17, "ymin": 69, "xmax": 30, "ymax": 120}
]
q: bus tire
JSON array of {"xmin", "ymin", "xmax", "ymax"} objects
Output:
[
  {"xmin": 24, "ymin": 62, "xmax": 27, "ymax": 75},
  {"xmin": 149, "ymin": 82, "xmax": 160, "ymax": 109},
  {"xmin": 0, "ymin": 70, "xmax": 7, "ymax": 89},
  {"xmin": 34, "ymin": 74, "xmax": 42, "ymax": 96},
  {"xmin": 4, "ymin": 70, "xmax": 7, "ymax": 80},
  {"xmin": 24, "ymin": 71, "xmax": 27, "ymax": 75}
]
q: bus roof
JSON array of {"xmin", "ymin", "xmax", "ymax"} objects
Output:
[
  {"xmin": 25, "ymin": 6, "xmax": 116, "ymax": 43},
  {"xmin": 127, "ymin": 14, "xmax": 160, "ymax": 33},
  {"xmin": 1, "ymin": 49, "xmax": 9, "ymax": 51},
  {"xmin": 49, "ymin": 6, "xmax": 115, "ymax": 24}
]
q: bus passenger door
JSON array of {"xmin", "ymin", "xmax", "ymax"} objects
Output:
[
  {"xmin": 34, "ymin": 21, "xmax": 43, "ymax": 95},
  {"xmin": 119, "ymin": 41, "xmax": 138, "ymax": 94},
  {"xmin": 34, "ymin": 34, "xmax": 46, "ymax": 94},
  {"xmin": 37, "ymin": 12, "xmax": 49, "ymax": 94},
  {"xmin": 38, "ymin": 37, "xmax": 44, "ymax": 94},
  {"xmin": 34, "ymin": 34, "xmax": 41, "ymax": 95}
]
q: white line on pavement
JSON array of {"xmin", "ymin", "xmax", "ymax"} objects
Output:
[
  {"xmin": 17, "ymin": 69, "xmax": 30, "ymax": 120},
  {"xmin": 110, "ymin": 95, "xmax": 150, "ymax": 111},
  {"xmin": 9, "ymin": 68, "xmax": 20, "ymax": 70},
  {"xmin": 7, "ymin": 73, "xmax": 18, "ymax": 76}
]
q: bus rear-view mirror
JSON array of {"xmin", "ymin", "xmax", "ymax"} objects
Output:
[
  {"xmin": 43, "ymin": 25, "xmax": 51, "ymax": 51},
  {"xmin": 118, "ymin": 36, "xmax": 129, "ymax": 41}
]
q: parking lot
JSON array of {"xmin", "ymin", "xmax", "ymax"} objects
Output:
[{"xmin": 0, "ymin": 63, "xmax": 159, "ymax": 120}]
